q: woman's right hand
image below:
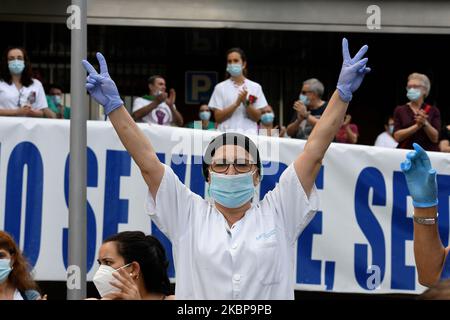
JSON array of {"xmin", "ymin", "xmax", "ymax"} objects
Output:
[
  {"xmin": 82, "ymin": 52, "xmax": 124, "ymax": 115},
  {"xmin": 235, "ymin": 89, "xmax": 248, "ymax": 107},
  {"xmin": 104, "ymin": 267, "xmax": 142, "ymax": 300},
  {"xmin": 16, "ymin": 105, "xmax": 31, "ymax": 116}
]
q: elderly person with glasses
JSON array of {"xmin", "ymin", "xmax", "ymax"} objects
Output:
[
  {"xmin": 286, "ymin": 78, "xmax": 328, "ymax": 139},
  {"xmin": 393, "ymin": 73, "xmax": 440, "ymax": 151}
]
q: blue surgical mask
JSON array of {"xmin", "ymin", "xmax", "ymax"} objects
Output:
[
  {"xmin": 407, "ymin": 88, "xmax": 421, "ymax": 102},
  {"xmin": 299, "ymin": 94, "xmax": 310, "ymax": 105},
  {"xmin": 261, "ymin": 112, "xmax": 275, "ymax": 124},
  {"xmin": 199, "ymin": 111, "xmax": 211, "ymax": 121},
  {"xmin": 226, "ymin": 64, "xmax": 243, "ymax": 77},
  {"xmin": 8, "ymin": 59, "xmax": 25, "ymax": 75},
  {"xmin": 209, "ymin": 171, "xmax": 256, "ymax": 208},
  {"xmin": 388, "ymin": 124, "xmax": 394, "ymax": 135},
  {"xmin": 0, "ymin": 259, "xmax": 12, "ymax": 284},
  {"xmin": 52, "ymin": 95, "xmax": 62, "ymax": 105}
]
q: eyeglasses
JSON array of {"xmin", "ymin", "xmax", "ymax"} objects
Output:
[
  {"xmin": 406, "ymin": 85, "xmax": 424, "ymax": 90},
  {"xmin": 301, "ymin": 90, "xmax": 313, "ymax": 95},
  {"xmin": 210, "ymin": 160, "xmax": 256, "ymax": 174}
]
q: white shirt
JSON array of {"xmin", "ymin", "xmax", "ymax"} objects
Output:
[
  {"xmin": 0, "ymin": 79, "xmax": 48, "ymax": 110},
  {"xmin": 146, "ymin": 164, "xmax": 319, "ymax": 299},
  {"xmin": 208, "ymin": 79, "xmax": 268, "ymax": 135},
  {"xmin": 13, "ymin": 289, "xmax": 24, "ymax": 300},
  {"xmin": 374, "ymin": 131, "xmax": 398, "ymax": 148},
  {"xmin": 132, "ymin": 97, "xmax": 175, "ymax": 125}
]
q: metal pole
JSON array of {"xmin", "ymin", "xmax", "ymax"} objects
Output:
[{"xmin": 67, "ymin": 0, "xmax": 87, "ymax": 300}]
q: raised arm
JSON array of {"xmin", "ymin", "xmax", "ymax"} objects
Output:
[
  {"xmin": 294, "ymin": 38, "xmax": 370, "ymax": 196},
  {"xmin": 400, "ymin": 143, "xmax": 446, "ymax": 286},
  {"xmin": 82, "ymin": 53, "xmax": 164, "ymax": 199}
]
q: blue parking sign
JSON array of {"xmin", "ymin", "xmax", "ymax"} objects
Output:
[{"xmin": 185, "ymin": 71, "xmax": 218, "ymax": 105}]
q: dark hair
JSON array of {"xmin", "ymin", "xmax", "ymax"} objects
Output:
[
  {"xmin": 384, "ymin": 115, "xmax": 394, "ymax": 126},
  {"xmin": 103, "ymin": 231, "xmax": 171, "ymax": 295},
  {"xmin": 225, "ymin": 48, "xmax": 248, "ymax": 77},
  {"xmin": 48, "ymin": 83, "xmax": 64, "ymax": 93},
  {"xmin": 0, "ymin": 231, "xmax": 39, "ymax": 293},
  {"xmin": 0, "ymin": 47, "xmax": 34, "ymax": 87},
  {"xmin": 202, "ymin": 132, "xmax": 261, "ymax": 181},
  {"xmin": 147, "ymin": 75, "xmax": 164, "ymax": 85}
]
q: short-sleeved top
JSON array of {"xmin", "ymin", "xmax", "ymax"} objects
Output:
[
  {"xmin": 336, "ymin": 124, "xmax": 359, "ymax": 143},
  {"xmin": 0, "ymin": 79, "xmax": 48, "ymax": 110},
  {"xmin": 289, "ymin": 102, "xmax": 328, "ymax": 139},
  {"xmin": 393, "ymin": 103, "xmax": 441, "ymax": 151},
  {"xmin": 186, "ymin": 121, "xmax": 216, "ymax": 130},
  {"xmin": 440, "ymin": 126, "xmax": 450, "ymax": 142},
  {"xmin": 46, "ymin": 96, "xmax": 71, "ymax": 119},
  {"xmin": 132, "ymin": 96, "xmax": 175, "ymax": 125},
  {"xmin": 13, "ymin": 289, "xmax": 24, "ymax": 300},
  {"xmin": 374, "ymin": 131, "xmax": 398, "ymax": 148},
  {"xmin": 146, "ymin": 164, "xmax": 319, "ymax": 300},
  {"xmin": 208, "ymin": 79, "xmax": 268, "ymax": 135}
]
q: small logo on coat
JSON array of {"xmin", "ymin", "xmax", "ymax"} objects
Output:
[{"xmin": 256, "ymin": 228, "xmax": 276, "ymax": 241}]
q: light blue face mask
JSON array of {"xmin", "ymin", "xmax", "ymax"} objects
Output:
[
  {"xmin": 0, "ymin": 259, "xmax": 12, "ymax": 284},
  {"xmin": 226, "ymin": 64, "xmax": 243, "ymax": 77},
  {"xmin": 52, "ymin": 95, "xmax": 62, "ymax": 105},
  {"xmin": 407, "ymin": 88, "xmax": 422, "ymax": 102},
  {"xmin": 8, "ymin": 59, "xmax": 25, "ymax": 75},
  {"xmin": 209, "ymin": 171, "xmax": 256, "ymax": 208},
  {"xmin": 389, "ymin": 124, "xmax": 394, "ymax": 135},
  {"xmin": 199, "ymin": 111, "xmax": 211, "ymax": 121},
  {"xmin": 261, "ymin": 112, "xmax": 275, "ymax": 124},
  {"xmin": 299, "ymin": 94, "xmax": 310, "ymax": 105}
]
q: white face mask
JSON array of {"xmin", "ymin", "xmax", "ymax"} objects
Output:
[{"xmin": 93, "ymin": 263, "xmax": 131, "ymax": 298}]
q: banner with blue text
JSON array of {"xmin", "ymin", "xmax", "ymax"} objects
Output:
[{"xmin": 1, "ymin": 117, "xmax": 450, "ymax": 294}]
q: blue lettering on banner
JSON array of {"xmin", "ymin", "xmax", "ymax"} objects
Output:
[
  {"xmin": 4, "ymin": 142, "xmax": 43, "ymax": 267},
  {"xmin": 298, "ymin": 213, "xmax": 323, "ymax": 285},
  {"xmin": 297, "ymin": 166, "xmax": 336, "ymax": 289},
  {"xmin": 190, "ymin": 155, "xmax": 205, "ymax": 197},
  {"xmin": 259, "ymin": 161, "xmax": 288, "ymax": 200},
  {"xmin": 150, "ymin": 153, "xmax": 175, "ymax": 278},
  {"xmin": 391, "ymin": 171, "xmax": 415, "ymax": 290},
  {"xmin": 62, "ymin": 148, "xmax": 98, "ymax": 271},
  {"xmin": 354, "ymin": 167, "xmax": 386, "ymax": 290},
  {"xmin": 102, "ymin": 150, "xmax": 131, "ymax": 239},
  {"xmin": 437, "ymin": 174, "xmax": 450, "ymax": 247}
]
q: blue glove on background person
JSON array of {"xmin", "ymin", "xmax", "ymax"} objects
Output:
[
  {"xmin": 82, "ymin": 52, "xmax": 124, "ymax": 114},
  {"xmin": 400, "ymin": 143, "xmax": 438, "ymax": 208},
  {"xmin": 336, "ymin": 38, "xmax": 371, "ymax": 102}
]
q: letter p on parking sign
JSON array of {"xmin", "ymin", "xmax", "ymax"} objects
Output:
[{"xmin": 185, "ymin": 71, "xmax": 217, "ymax": 105}]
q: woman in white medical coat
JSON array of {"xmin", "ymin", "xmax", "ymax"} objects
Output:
[{"xmin": 82, "ymin": 38, "xmax": 370, "ymax": 299}]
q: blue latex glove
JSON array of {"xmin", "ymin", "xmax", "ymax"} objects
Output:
[
  {"xmin": 400, "ymin": 143, "xmax": 438, "ymax": 208},
  {"xmin": 81, "ymin": 52, "xmax": 124, "ymax": 115},
  {"xmin": 336, "ymin": 38, "xmax": 371, "ymax": 102}
]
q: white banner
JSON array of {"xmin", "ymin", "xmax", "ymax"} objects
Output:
[{"xmin": 2, "ymin": 117, "xmax": 450, "ymax": 294}]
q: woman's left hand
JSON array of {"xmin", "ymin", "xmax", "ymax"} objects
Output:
[
  {"xmin": 336, "ymin": 38, "xmax": 371, "ymax": 102},
  {"xmin": 104, "ymin": 267, "xmax": 142, "ymax": 300}
]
